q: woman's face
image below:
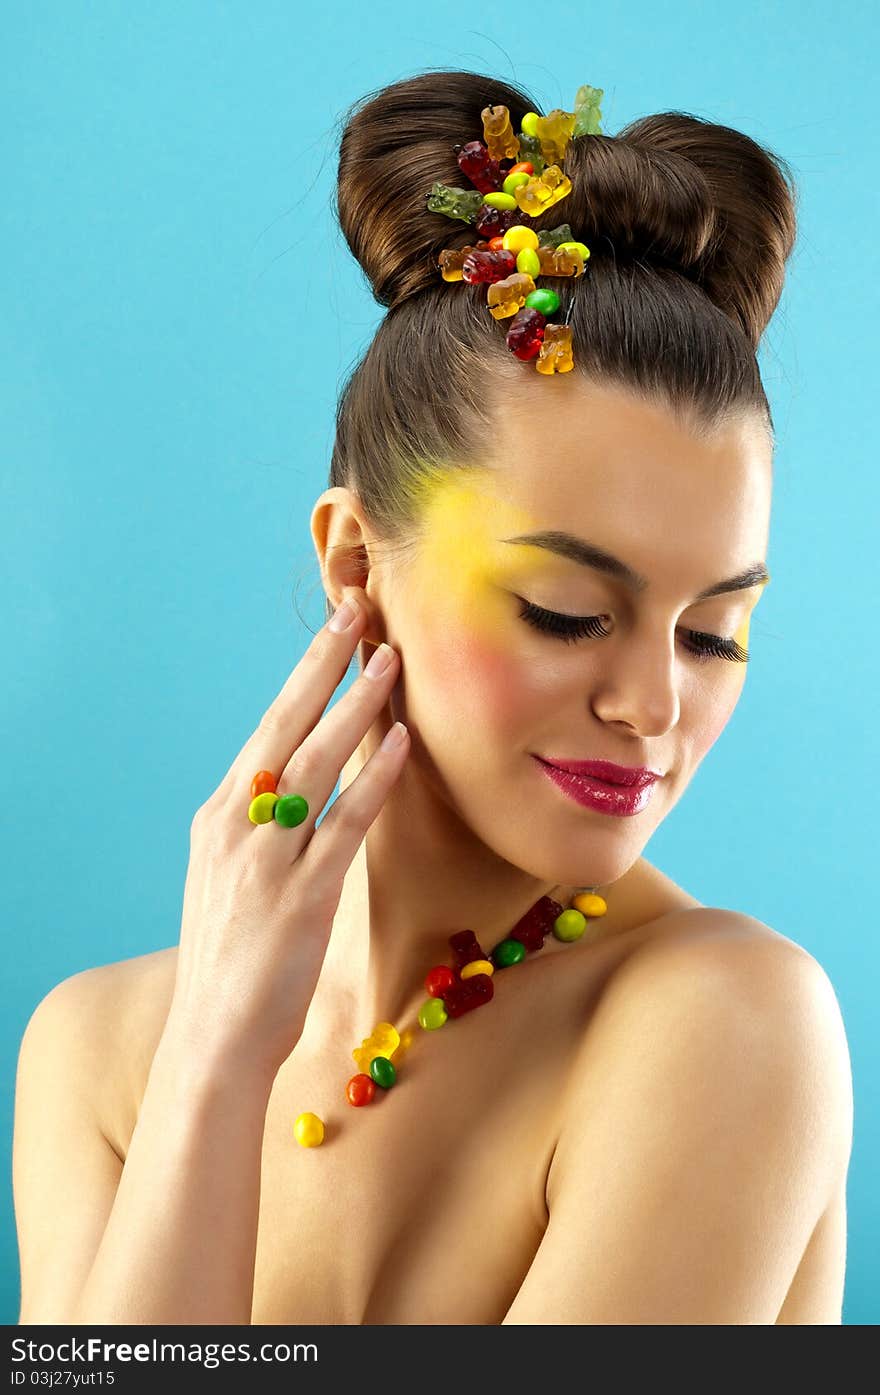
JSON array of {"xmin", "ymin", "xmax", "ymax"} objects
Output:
[{"xmin": 380, "ymin": 380, "xmax": 773, "ymax": 890}]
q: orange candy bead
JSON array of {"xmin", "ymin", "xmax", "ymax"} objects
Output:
[
  {"xmin": 347, "ymin": 1073, "xmax": 377, "ymax": 1106},
  {"xmin": 507, "ymin": 161, "xmax": 534, "ymax": 176},
  {"xmin": 251, "ymin": 770, "xmax": 277, "ymax": 799}
]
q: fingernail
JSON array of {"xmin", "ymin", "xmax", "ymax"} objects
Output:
[
  {"xmin": 381, "ymin": 721, "xmax": 408, "ymax": 751},
  {"xmin": 365, "ymin": 642, "xmax": 394, "ymax": 678},
  {"xmin": 328, "ymin": 598, "xmax": 358, "ymax": 633}
]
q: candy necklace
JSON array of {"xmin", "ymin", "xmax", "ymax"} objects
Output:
[{"xmin": 247, "ymin": 762, "xmax": 607, "ymax": 1150}]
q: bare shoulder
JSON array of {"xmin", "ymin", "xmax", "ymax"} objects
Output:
[
  {"xmin": 25, "ymin": 946, "xmax": 180, "ymax": 1158},
  {"xmin": 592, "ymin": 905, "xmax": 854, "ymax": 1190}
]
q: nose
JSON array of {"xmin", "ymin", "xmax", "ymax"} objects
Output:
[{"xmin": 589, "ymin": 623, "xmax": 680, "ymax": 737}]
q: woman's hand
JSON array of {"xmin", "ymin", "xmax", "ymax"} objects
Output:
[{"xmin": 165, "ymin": 593, "xmax": 408, "ymax": 1081}]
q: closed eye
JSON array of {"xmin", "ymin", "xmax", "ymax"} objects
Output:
[{"xmin": 515, "ymin": 597, "xmax": 749, "ymax": 664}]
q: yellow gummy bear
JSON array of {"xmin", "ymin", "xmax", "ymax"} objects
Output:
[
  {"xmin": 534, "ymin": 109, "xmax": 576, "ymax": 166},
  {"xmin": 352, "ymin": 1021, "xmax": 400, "ymax": 1074},
  {"xmin": 481, "ymin": 103, "xmax": 520, "ymax": 162},
  {"xmin": 514, "ymin": 166, "xmax": 572, "ymax": 217},
  {"xmin": 536, "ymin": 323, "xmax": 575, "ymax": 374},
  {"xmin": 486, "ymin": 271, "xmax": 536, "ymax": 320}
]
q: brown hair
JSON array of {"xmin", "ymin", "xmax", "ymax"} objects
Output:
[{"xmin": 319, "ymin": 69, "xmax": 798, "ymax": 623}]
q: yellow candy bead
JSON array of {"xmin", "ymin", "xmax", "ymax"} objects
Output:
[
  {"xmin": 572, "ymin": 892, "xmax": 607, "ymax": 917},
  {"xmin": 293, "ymin": 1112, "xmax": 324, "ymax": 1148},
  {"xmin": 248, "ymin": 791, "xmax": 279, "ymax": 825},
  {"xmin": 460, "ymin": 958, "xmax": 495, "ymax": 979},
  {"xmin": 483, "ymin": 191, "xmax": 517, "ymax": 210},
  {"xmin": 501, "ymin": 224, "xmax": 539, "ymax": 254},
  {"xmin": 556, "ymin": 240, "xmax": 591, "ymax": 262},
  {"xmin": 515, "ymin": 247, "xmax": 541, "ymax": 278},
  {"xmin": 521, "ymin": 111, "xmax": 540, "ymax": 136}
]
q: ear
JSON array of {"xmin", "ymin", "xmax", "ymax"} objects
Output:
[{"xmin": 310, "ymin": 486, "xmax": 386, "ymax": 644}]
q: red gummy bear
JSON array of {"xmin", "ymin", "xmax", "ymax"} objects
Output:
[
  {"xmin": 506, "ymin": 307, "xmax": 547, "ymax": 361},
  {"xmin": 475, "ymin": 203, "xmax": 519, "ymax": 240},
  {"xmin": 509, "ymin": 896, "xmax": 563, "ymax": 952},
  {"xmin": 448, "ymin": 930, "xmax": 489, "ymax": 970},
  {"xmin": 442, "ymin": 972, "xmax": 494, "ymax": 1018},
  {"xmin": 455, "ymin": 140, "xmax": 503, "ymax": 195},
  {"xmin": 461, "ymin": 248, "xmax": 516, "ymax": 284}
]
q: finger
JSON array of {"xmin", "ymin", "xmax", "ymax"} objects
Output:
[
  {"xmin": 213, "ymin": 598, "xmax": 368, "ymax": 806},
  {"xmin": 252, "ymin": 641, "xmax": 402, "ymax": 845},
  {"xmin": 295, "ymin": 721, "xmax": 410, "ymax": 888}
]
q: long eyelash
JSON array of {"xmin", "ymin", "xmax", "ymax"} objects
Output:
[{"xmin": 516, "ymin": 599, "xmax": 749, "ymax": 663}]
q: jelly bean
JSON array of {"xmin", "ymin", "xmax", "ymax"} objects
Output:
[
  {"xmin": 492, "ymin": 938, "xmax": 526, "ymax": 968},
  {"xmin": 515, "ymin": 247, "xmax": 541, "ymax": 278},
  {"xmin": 572, "ymin": 892, "xmax": 608, "ymax": 917},
  {"xmin": 250, "ymin": 770, "xmax": 277, "ymax": 799},
  {"xmin": 556, "ymin": 240, "xmax": 591, "ymax": 262},
  {"xmin": 487, "ymin": 236, "xmax": 506, "ymax": 250},
  {"xmin": 419, "ymin": 997, "xmax": 449, "ymax": 1030},
  {"xmin": 347, "ymin": 1074, "xmax": 376, "ymax": 1107},
  {"xmin": 274, "ymin": 794, "xmax": 309, "ymax": 828},
  {"xmin": 520, "ymin": 111, "xmax": 540, "ymax": 137},
  {"xmin": 370, "ymin": 1056, "xmax": 396, "ymax": 1088},
  {"xmin": 293, "ymin": 1112, "xmax": 324, "ymax": 1147},
  {"xmin": 501, "ymin": 224, "xmax": 539, "ymax": 254},
  {"xmin": 482, "ymin": 191, "xmax": 517, "ymax": 210},
  {"xmin": 507, "ymin": 161, "xmax": 534, "ymax": 176},
  {"xmin": 502, "ymin": 171, "xmax": 530, "ymax": 196},
  {"xmin": 248, "ymin": 792, "xmax": 278, "ymax": 825},
  {"xmin": 525, "ymin": 287, "xmax": 561, "ymax": 316},
  {"xmin": 460, "ymin": 958, "xmax": 495, "ymax": 979},
  {"xmin": 553, "ymin": 908, "xmax": 587, "ymax": 941},
  {"xmin": 425, "ymin": 965, "xmax": 456, "ymax": 997}
]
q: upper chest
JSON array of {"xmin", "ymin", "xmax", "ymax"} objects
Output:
[{"xmin": 248, "ymin": 933, "xmax": 642, "ymax": 1324}]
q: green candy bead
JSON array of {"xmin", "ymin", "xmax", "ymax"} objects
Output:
[
  {"xmin": 492, "ymin": 938, "xmax": 526, "ymax": 968},
  {"xmin": 553, "ymin": 909, "xmax": 587, "ymax": 942},
  {"xmin": 502, "ymin": 171, "xmax": 530, "ymax": 195},
  {"xmin": 483, "ymin": 191, "xmax": 517, "ymax": 210},
  {"xmin": 525, "ymin": 288, "xmax": 560, "ymax": 315},
  {"xmin": 248, "ymin": 791, "xmax": 278, "ymax": 825},
  {"xmin": 369, "ymin": 1056, "xmax": 396, "ymax": 1088},
  {"xmin": 515, "ymin": 247, "xmax": 541, "ymax": 278},
  {"xmin": 418, "ymin": 997, "xmax": 448, "ymax": 1030},
  {"xmin": 274, "ymin": 793, "xmax": 309, "ymax": 828}
]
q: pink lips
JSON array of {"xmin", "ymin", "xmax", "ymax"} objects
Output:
[
  {"xmin": 539, "ymin": 757, "xmax": 661, "ymax": 788},
  {"xmin": 532, "ymin": 756, "xmax": 660, "ymax": 818}
]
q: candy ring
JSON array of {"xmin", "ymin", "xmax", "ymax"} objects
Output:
[{"xmin": 246, "ymin": 769, "xmax": 309, "ymax": 828}]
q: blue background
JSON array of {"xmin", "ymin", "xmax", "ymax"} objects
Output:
[{"xmin": 2, "ymin": 1, "xmax": 877, "ymax": 1326}]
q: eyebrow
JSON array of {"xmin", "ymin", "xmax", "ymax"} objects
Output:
[{"xmin": 501, "ymin": 531, "xmax": 770, "ymax": 600}]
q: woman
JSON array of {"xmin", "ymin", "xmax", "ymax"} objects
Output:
[{"xmin": 13, "ymin": 70, "xmax": 852, "ymax": 1325}]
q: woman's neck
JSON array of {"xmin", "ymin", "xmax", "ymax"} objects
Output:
[{"xmin": 299, "ymin": 731, "xmax": 650, "ymax": 1049}]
